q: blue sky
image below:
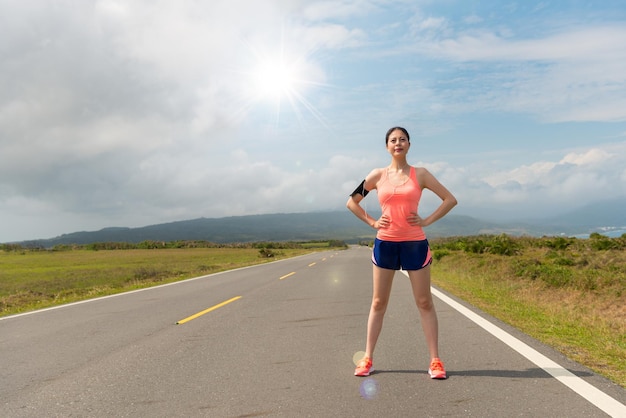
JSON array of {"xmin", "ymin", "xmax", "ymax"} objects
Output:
[{"xmin": 1, "ymin": 0, "xmax": 626, "ymax": 242}]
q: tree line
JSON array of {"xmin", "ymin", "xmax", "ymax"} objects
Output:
[{"xmin": 1, "ymin": 239, "xmax": 349, "ymax": 252}]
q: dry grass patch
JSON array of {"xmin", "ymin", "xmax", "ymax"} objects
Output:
[{"xmin": 431, "ymin": 235, "xmax": 625, "ymax": 388}]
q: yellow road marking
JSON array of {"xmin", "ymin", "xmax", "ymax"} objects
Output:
[
  {"xmin": 176, "ymin": 296, "xmax": 242, "ymax": 325},
  {"xmin": 308, "ymin": 262, "xmax": 316, "ymax": 267},
  {"xmin": 279, "ymin": 272, "xmax": 296, "ymax": 280}
]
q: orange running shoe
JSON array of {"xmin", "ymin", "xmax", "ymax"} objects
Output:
[
  {"xmin": 354, "ymin": 357, "xmax": 373, "ymax": 376},
  {"xmin": 428, "ymin": 358, "xmax": 447, "ymax": 379}
]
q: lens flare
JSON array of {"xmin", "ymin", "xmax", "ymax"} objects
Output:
[
  {"xmin": 359, "ymin": 378, "xmax": 379, "ymax": 400},
  {"xmin": 232, "ymin": 25, "xmax": 330, "ymax": 129},
  {"xmin": 352, "ymin": 351, "xmax": 367, "ymax": 365}
]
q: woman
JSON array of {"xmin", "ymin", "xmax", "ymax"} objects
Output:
[{"xmin": 346, "ymin": 126, "xmax": 457, "ymax": 379}]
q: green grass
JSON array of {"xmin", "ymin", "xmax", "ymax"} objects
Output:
[
  {"xmin": 431, "ymin": 234, "xmax": 625, "ymax": 388},
  {"xmin": 0, "ymin": 246, "xmax": 329, "ymax": 316}
]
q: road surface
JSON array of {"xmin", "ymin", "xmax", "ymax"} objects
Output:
[{"xmin": 1, "ymin": 246, "xmax": 624, "ymax": 417}]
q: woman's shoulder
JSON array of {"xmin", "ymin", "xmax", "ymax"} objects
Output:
[
  {"xmin": 364, "ymin": 167, "xmax": 385, "ymax": 189},
  {"xmin": 412, "ymin": 166, "xmax": 432, "ymax": 176},
  {"xmin": 366, "ymin": 167, "xmax": 386, "ymax": 179},
  {"xmin": 412, "ymin": 166, "xmax": 438, "ymax": 187}
]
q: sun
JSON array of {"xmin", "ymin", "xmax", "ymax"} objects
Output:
[
  {"xmin": 234, "ymin": 35, "xmax": 329, "ymax": 127},
  {"xmin": 253, "ymin": 59, "xmax": 298, "ymax": 101}
]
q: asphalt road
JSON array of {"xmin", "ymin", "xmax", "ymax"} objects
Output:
[{"xmin": 1, "ymin": 246, "xmax": 624, "ymax": 417}]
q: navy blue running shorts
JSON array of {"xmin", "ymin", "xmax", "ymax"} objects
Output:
[{"xmin": 372, "ymin": 238, "xmax": 433, "ymax": 271}]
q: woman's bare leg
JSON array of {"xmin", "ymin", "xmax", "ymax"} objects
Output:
[
  {"xmin": 407, "ymin": 265, "xmax": 439, "ymax": 359},
  {"xmin": 364, "ymin": 265, "xmax": 395, "ymax": 359}
]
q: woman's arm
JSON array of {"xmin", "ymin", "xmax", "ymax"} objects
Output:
[
  {"xmin": 414, "ymin": 167, "xmax": 457, "ymax": 227},
  {"xmin": 346, "ymin": 169, "xmax": 389, "ymax": 229}
]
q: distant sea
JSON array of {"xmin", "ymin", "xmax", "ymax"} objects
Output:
[{"xmin": 572, "ymin": 227, "xmax": 626, "ymax": 239}]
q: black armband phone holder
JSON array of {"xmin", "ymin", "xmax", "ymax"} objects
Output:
[{"xmin": 350, "ymin": 179, "xmax": 369, "ymax": 197}]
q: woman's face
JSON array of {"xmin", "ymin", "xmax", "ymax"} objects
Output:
[{"xmin": 386, "ymin": 129, "xmax": 410, "ymax": 156}]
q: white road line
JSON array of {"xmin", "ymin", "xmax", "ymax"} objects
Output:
[{"xmin": 422, "ymin": 277, "xmax": 626, "ymax": 418}]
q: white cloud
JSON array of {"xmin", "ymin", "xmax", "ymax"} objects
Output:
[
  {"xmin": 405, "ymin": 18, "xmax": 626, "ymax": 122},
  {"xmin": 560, "ymin": 148, "xmax": 614, "ymax": 166},
  {"xmin": 434, "ymin": 26, "xmax": 626, "ymax": 62},
  {"xmin": 416, "ymin": 16, "xmax": 448, "ymax": 32},
  {"xmin": 1, "ymin": 1, "xmax": 625, "ymax": 241},
  {"xmin": 302, "ymin": 0, "xmax": 380, "ymax": 21},
  {"xmin": 468, "ymin": 142, "xmax": 626, "ymax": 217},
  {"xmin": 483, "ymin": 161, "xmax": 557, "ymax": 188}
]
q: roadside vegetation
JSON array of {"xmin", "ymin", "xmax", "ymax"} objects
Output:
[
  {"xmin": 429, "ymin": 233, "xmax": 625, "ymax": 388},
  {"xmin": 0, "ymin": 240, "xmax": 346, "ymax": 317}
]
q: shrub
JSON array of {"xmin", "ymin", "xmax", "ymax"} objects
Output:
[
  {"xmin": 462, "ymin": 237, "xmax": 488, "ymax": 254},
  {"xmin": 512, "ymin": 258, "xmax": 573, "ymax": 287},
  {"xmin": 544, "ymin": 236, "xmax": 574, "ymax": 250},
  {"xmin": 539, "ymin": 264, "xmax": 573, "ymax": 287},
  {"xmin": 488, "ymin": 234, "xmax": 520, "ymax": 256},
  {"xmin": 512, "ymin": 259, "xmax": 543, "ymax": 280},
  {"xmin": 328, "ymin": 240, "xmax": 348, "ymax": 248},
  {"xmin": 433, "ymin": 250, "xmax": 450, "ymax": 261},
  {"xmin": 588, "ymin": 233, "xmax": 623, "ymax": 250},
  {"xmin": 258, "ymin": 248, "xmax": 275, "ymax": 258},
  {"xmin": 1, "ymin": 244, "xmax": 25, "ymax": 252},
  {"xmin": 552, "ymin": 256, "xmax": 575, "ymax": 266}
]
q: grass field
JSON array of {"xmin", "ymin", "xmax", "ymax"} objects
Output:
[
  {"xmin": 0, "ymin": 243, "xmax": 331, "ymax": 317},
  {"xmin": 1, "ymin": 236, "xmax": 624, "ymax": 388},
  {"xmin": 430, "ymin": 234, "xmax": 625, "ymax": 388}
]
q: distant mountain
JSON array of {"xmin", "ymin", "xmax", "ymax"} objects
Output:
[
  {"xmin": 11, "ymin": 197, "xmax": 626, "ymax": 247},
  {"xmin": 541, "ymin": 197, "xmax": 626, "ymax": 229},
  {"xmin": 17, "ymin": 212, "xmax": 498, "ymax": 247}
]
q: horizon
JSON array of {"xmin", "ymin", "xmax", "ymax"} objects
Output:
[
  {"xmin": 2, "ymin": 1, "xmax": 626, "ymax": 242},
  {"xmin": 7, "ymin": 199, "xmax": 626, "ymax": 244}
]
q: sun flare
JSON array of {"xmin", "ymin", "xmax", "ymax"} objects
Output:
[
  {"xmin": 235, "ymin": 36, "xmax": 329, "ymax": 127},
  {"xmin": 253, "ymin": 60, "xmax": 297, "ymax": 101}
]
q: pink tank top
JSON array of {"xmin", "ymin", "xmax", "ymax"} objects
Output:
[{"xmin": 376, "ymin": 166, "xmax": 426, "ymax": 241}]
